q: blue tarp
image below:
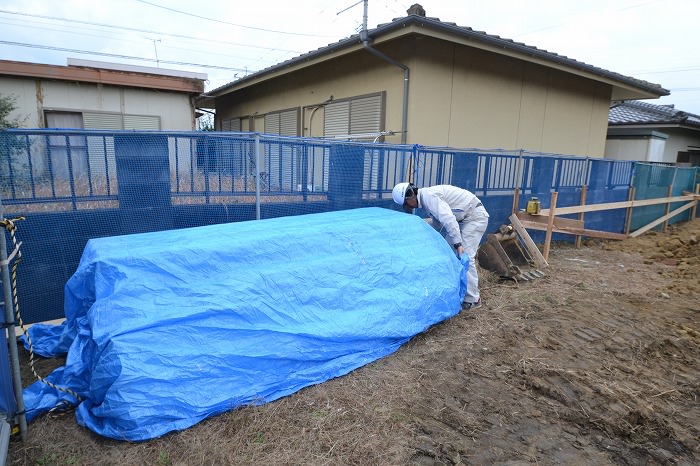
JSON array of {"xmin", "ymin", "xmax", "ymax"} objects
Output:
[{"xmin": 22, "ymin": 207, "xmax": 467, "ymax": 441}]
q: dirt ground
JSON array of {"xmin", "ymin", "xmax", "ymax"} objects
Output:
[{"xmin": 7, "ymin": 218, "xmax": 700, "ymax": 465}]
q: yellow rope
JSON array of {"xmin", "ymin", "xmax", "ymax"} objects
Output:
[{"xmin": 2, "ymin": 217, "xmax": 82, "ymax": 403}]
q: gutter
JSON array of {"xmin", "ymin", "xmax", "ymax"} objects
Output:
[{"xmin": 359, "ymin": 0, "xmax": 409, "ymax": 144}]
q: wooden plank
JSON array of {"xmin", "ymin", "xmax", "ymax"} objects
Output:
[
  {"xmin": 508, "ymin": 213, "xmax": 548, "ymax": 269},
  {"xmin": 515, "ymin": 211, "xmax": 583, "ymax": 229},
  {"xmin": 536, "ymin": 194, "xmax": 696, "ymax": 216},
  {"xmin": 629, "ymin": 200, "xmax": 698, "ymax": 238},
  {"xmin": 681, "ymin": 188, "xmax": 700, "ymax": 200},
  {"xmin": 517, "ymin": 220, "xmax": 628, "ymax": 240},
  {"xmin": 543, "ymin": 192, "xmax": 558, "ymax": 262}
]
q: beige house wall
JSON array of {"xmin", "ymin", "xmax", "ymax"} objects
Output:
[
  {"xmin": 217, "ymin": 36, "xmax": 616, "ymax": 157},
  {"xmin": 217, "ymin": 49, "xmax": 403, "ymax": 138},
  {"xmin": 407, "ymin": 36, "xmax": 611, "ymax": 156}
]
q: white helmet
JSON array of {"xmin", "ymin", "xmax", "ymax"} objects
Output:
[{"xmin": 392, "ymin": 182, "xmax": 413, "ymax": 205}]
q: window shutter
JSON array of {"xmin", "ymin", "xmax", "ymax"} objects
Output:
[
  {"xmin": 123, "ymin": 115, "xmax": 161, "ymax": 130},
  {"xmin": 221, "ymin": 118, "xmax": 241, "ymax": 131},
  {"xmin": 82, "ymin": 113, "xmax": 160, "ymax": 130},
  {"xmin": 265, "ymin": 110, "xmax": 298, "ymax": 136},
  {"xmin": 324, "ymin": 93, "xmax": 383, "ymax": 139},
  {"xmin": 324, "ymin": 101, "xmax": 350, "ymax": 138},
  {"xmin": 264, "ymin": 113, "xmax": 281, "ymax": 135},
  {"xmin": 350, "ymin": 94, "xmax": 382, "ymax": 134},
  {"xmin": 279, "ymin": 109, "xmax": 298, "ymax": 136},
  {"xmin": 83, "ymin": 112, "xmax": 122, "ymax": 130}
]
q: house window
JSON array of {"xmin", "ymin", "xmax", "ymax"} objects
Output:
[
  {"xmin": 324, "ymin": 93, "xmax": 384, "ymax": 140},
  {"xmin": 44, "ymin": 111, "xmax": 88, "ymax": 180},
  {"xmin": 45, "ymin": 111, "xmax": 160, "ymax": 130},
  {"xmin": 43, "ymin": 110, "xmax": 159, "ymax": 183},
  {"xmin": 221, "ymin": 118, "xmax": 241, "ymax": 131},
  {"xmin": 264, "ymin": 108, "xmax": 299, "ymax": 136}
]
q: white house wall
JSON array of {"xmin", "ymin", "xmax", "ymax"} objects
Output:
[
  {"xmin": 661, "ymin": 128, "xmax": 700, "ymax": 162},
  {"xmin": 604, "ymin": 137, "xmax": 663, "ymax": 162},
  {"xmin": 1, "ymin": 76, "xmax": 196, "ymax": 130},
  {"xmin": 1, "ymin": 77, "xmax": 41, "ymax": 127},
  {"xmin": 605, "ymin": 127, "xmax": 700, "ymax": 164}
]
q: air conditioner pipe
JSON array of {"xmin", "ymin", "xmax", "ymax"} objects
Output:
[{"xmin": 360, "ymin": 0, "xmax": 409, "ymax": 144}]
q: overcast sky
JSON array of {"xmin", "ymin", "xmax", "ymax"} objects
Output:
[{"xmin": 1, "ymin": 0, "xmax": 698, "ymax": 115}]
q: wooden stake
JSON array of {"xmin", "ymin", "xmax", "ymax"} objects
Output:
[
  {"xmin": 575, "ymin": 185, "xmax": 587, "ymax": 248},
  {"xmin": 543, "ymin": 192, "xmax": 558, "ymax": 262},
  {"xmin": 663, "ymin": 185, "xmax": 673, "ymax": 232},
  {"xmin": 512, "ymin": 187, "xmax": 520, "ymax": 215},
  {"xmin": 692, "ymin": 184, "xmax": 699, "ymax": 220},
  {"xmin": 624, "ymin": 186, "xmax": 635, "ymax": 235}
]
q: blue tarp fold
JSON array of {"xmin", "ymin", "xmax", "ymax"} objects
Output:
[{"xmin": 23, "ymin": 207, "xmax": 467, "ymax": 440}]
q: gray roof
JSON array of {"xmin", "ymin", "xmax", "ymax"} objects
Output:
[
  {"xmin": 609, "ymin": 100, "xmax": 700, "ymax": 128},
  {"xmin": 206, "ymin": 13, "xmax": 668, "ymax": 98}
]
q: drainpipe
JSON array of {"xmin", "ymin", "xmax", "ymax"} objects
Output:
[{"xmin": 360, "ymin": 0, "xmax": 409, "ymax": 144}]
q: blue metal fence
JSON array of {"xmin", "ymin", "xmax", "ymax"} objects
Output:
[
  {"xmin": 1, "ymin": 129, "xmax": 698, "ymax": 325},
  {"xmin": 2, "ymin": 130, "xmax": 650, "ymax": 216}
]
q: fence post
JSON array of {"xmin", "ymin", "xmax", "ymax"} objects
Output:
[
  {"xmin": 255, "ymin": 134, "xmax": 261, "ymax": 220},
  {"xmin": 511, "ymin": 150, "xmax": 526, "ymax": 213},
  {"xmin": 0, "ymin": 199, "xmax": 28, "ymax": 441},
  {"xmin": 575, "ymin": 185, "xmax": 587, "ymax": 248},
  {"xmin": 624, "ymin": 187, "xmax": 636, "ymax": 235},
  {"xmin": 409, "ymin": 144, "xmax": 420, "ymax": 185}
]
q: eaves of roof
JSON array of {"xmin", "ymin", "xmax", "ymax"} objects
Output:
[
  {"xmin": 0, "ymin": 60, "xmax": 205, "ymax": 94},
  {"xmin": 609, "ymin": 100, "xmax": 700, "ymax": 131},
  {"xmin": 205, "ymin": 15, "xmax": 668, "ymax": 100}
]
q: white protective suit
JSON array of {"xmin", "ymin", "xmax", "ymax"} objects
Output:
[{"xmin": 416, "ymin": 185, "xmax": 489, "ymax": 304}]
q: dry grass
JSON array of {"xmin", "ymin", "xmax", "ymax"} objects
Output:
[
  {"xmin": 2, "ymin": 172, "xmax": 328, "ymax": 214},
  {"xmin": 7, "ymin": 220, "xmax": 700, "ymax": 465}
]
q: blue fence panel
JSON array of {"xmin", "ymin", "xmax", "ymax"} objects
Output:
[
  {"xmin": 1, "ymin": 129, "xmax": 696, "ymax": 324},
  {"xmin": 632, "ymin": 164, "xmax": 678, "ymax": 230},
  {"xmin": 0, "ymin": 328, "xmax": 17, "ymax": 421}
]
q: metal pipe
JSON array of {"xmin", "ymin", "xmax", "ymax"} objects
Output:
[
  {"xmin": 254, "ymin": 134, "xmax": 261, "ymax": 220},
  {"xmin": 0, "ymin": 198, "xmax": 27, "ymax": 441},
  {"xmin": 360, "ymin": 0, "xmax": 409, "ymax": 144}
]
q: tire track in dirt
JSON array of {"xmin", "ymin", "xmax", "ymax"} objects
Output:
[{"xmin": 507, "ymin": 247, "xmax": 699, "ymax": 465}]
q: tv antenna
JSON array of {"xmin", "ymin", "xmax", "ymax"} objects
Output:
[
  {"xmin": 146, "ymin": 38, "xmax": 161, "ymax": 67},
  {"xmin": 336, "ymin": 0, "xmax": 368, "ymax": 35}
]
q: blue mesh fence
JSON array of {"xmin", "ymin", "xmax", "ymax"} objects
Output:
[
  {"xmin": 0, "ymin": 330, "xmax": 16, "ymax": 422},
  {"xmin": 630, "ymin": 163, "xmax": 699, "ymax": 230},
  {"xmin": 0, "ymin": 129, "xmax": 697, "ymax": 325}
]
